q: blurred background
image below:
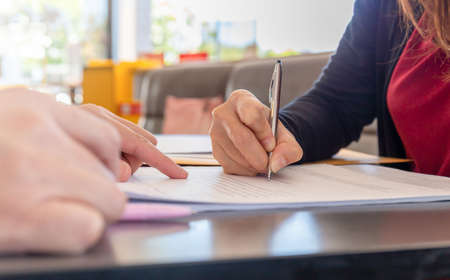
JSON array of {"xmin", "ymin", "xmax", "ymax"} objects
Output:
[
  {"xmin": 0, "ymin": 0, "xmax": 367, "ymax": 147},
  {"xmin": 0, "ymin": 0, "xmax": 353, "ymax": 87}
]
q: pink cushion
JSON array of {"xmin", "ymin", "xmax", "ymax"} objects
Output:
[{"xmin": 162, "ymin": 95, "xmax": 223, "ymax": 134}]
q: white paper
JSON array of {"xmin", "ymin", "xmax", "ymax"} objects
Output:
[
  {"xmin": 118, "ymin": 164, "xmax": 450, "ymax": 212},
  {"xmin": 155, "ymin": 134, "xmax": 212, "ymax": 154}
]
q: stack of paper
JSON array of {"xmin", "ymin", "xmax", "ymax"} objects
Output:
[
  {"xmin": 156, "ymin": 134, "xmax": 212, "ymax": 154},
  {"xmin": 119, "ymin": 164, "xmax": 450, "ymax": 212},
  {"xmin": 155, "ymin": 134, "xmax": 412, "ymax": 166}
]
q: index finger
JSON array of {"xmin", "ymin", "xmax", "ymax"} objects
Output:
[
  {"xmin": 102, "ymin": 108, "xmax": 158, "ymax": 145},
  {"xmin": 90, "ymin": 112, "xmax": 187, "ymax": 179},
  {"xmin": 80, "ymin": 104, "xmax": 157, "ymax": 145},
  {"xmin": 121, "ymin": 137, "xmax": 188, "ymax": 179}
]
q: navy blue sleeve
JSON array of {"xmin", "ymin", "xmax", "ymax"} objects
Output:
[{"xmin": 279, "ymin": 0, "xmax": 379, "ymax": 162}]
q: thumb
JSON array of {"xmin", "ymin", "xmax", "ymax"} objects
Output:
[
  {"xmin": 23, "ymin": 200, "xmax": 106, "ymax": 254},
  {"xmin": 269, "ymin": 122, "xmax": 303, "ymax": 173}
]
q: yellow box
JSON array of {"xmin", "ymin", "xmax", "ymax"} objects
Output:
[
  {"xmin": 83, "ymin": 59, "xmax": 162, "ymax": 123},
  {"xmin": 82, "ymin": 64, "xmax": 116, "ymax": 113}
]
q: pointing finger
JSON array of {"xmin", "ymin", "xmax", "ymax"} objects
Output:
[{"xmin": 121, "ymin": 138, "xmax": 188, "ymax": 179}]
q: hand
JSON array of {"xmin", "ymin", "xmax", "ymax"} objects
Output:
[
  {"xmin": 210, "ymin": 90, "xmax": 303, "ymax": 176},
  {"xmin": 0, "ymin": 88, "xmax": 129, "ymax": 254},
  {"xmin": 79, "ymin": 104, "xmax": 187, "ymax": 182}
]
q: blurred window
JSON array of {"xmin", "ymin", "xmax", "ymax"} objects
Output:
[
  {"xmin": 0, "ymin": 0, "xmax": 108, "ymax": 86},
  {"xmin": 151, "ymin": 0, "xmax": 355, "ymax": 63}
]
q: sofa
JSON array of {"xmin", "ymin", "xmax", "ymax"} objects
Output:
[{"xmin": 135, "ymin": 53, "xmax": 378, "ymax": 155}]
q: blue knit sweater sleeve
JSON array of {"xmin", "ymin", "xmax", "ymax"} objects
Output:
[{"xmin": 279, "ymin": 0, "xmax": 379, "ymax": 162}]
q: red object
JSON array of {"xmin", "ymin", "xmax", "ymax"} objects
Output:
[
  {"xmin": 118, "ymin": 102, "xmax": 141, "ymax": 115},
  {"xmin": 387, "ymin": 18, "xmax": 450, "ymax": 177},
  {"xmin": 162, "ymin": 95, "xmax": 223, "ymax": 134},
  {"xmin": 179, "ymin": 52, "xmax": 208, "ymax": 63}
]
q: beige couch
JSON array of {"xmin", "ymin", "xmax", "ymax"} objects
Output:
[{"xmin": 136, "ymin": 53, "xmax": 378, "ymax": 155}]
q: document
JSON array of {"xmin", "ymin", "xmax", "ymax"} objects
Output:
[
  {"xmin": 168, "ymin": 150, "xmax": 412, "ymax": 166},
  {"xmin": 155, "ymin": 134, "xmax": 412, "ymax": 166},
  {"xmin": 166, "ymin": 153, "xmax": 219, "ymax": 166},
  {"xmin": 155, "ymin": 134, "xmax": 212, "ymax": 154},
  {"xmin": 318, "ymin": 149, "xmax": 412, "ymax": 166},
  {"xmin": 118, "ymin": 164, "xmax": 450, "ymax": 212}
]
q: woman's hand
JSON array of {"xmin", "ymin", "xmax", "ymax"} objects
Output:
[
  {"xmin": 79, "ymin": 104, "xmax": 187, "ymax": 181},
  {"xmin": 209, "ymin": 90, "xmax": 303, "ymax": 176}
]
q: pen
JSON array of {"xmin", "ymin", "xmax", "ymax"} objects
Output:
[{"xmin": 267, "ymin": 60, "xmax": 283, "ymax": 180}]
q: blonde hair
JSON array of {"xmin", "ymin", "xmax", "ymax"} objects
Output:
[
  {"xmin": 398, "ymin": 0, "xmax": 450, "ymax": 55},
  {"xmin": 398, "ymin": 0, "xmax": 450, "ymax": 80}
]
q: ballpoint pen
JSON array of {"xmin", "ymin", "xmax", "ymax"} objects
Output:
[{"xmin": 267, "ymin": 60, "xmax": 282, "ymax": 180}]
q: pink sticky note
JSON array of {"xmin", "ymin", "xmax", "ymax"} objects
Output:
[{"xmin": 120, "ymin": 203, "xmax": 193, "ymax": 221}]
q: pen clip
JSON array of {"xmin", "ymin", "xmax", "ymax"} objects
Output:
[
  {"xmin": 269, "ymin": 79, "xmax": 274, "ymax": 104},
  {"xmin": 269, "ymin": 64, "xmax": 278, "ymax": 105}
]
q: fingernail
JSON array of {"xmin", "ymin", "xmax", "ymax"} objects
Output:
[
  {"xmin": 172, "ymin": 163, "xmax": 189, "ymax": 179},
  {"xmin": 270, "ymin": 156, "xmax": 287, "ymax": 173},
  {"xmin": 262, "ymin": 137, "xmax": 275, "ymax": 151},
  {"xmin": 179, "ymin": 167, "xmax": 189, "ymax": 179}
]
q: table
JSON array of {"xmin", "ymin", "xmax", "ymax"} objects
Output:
[{"xmin": 1, "ymin": 165, "xmax": 450, "ymax": 280}]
